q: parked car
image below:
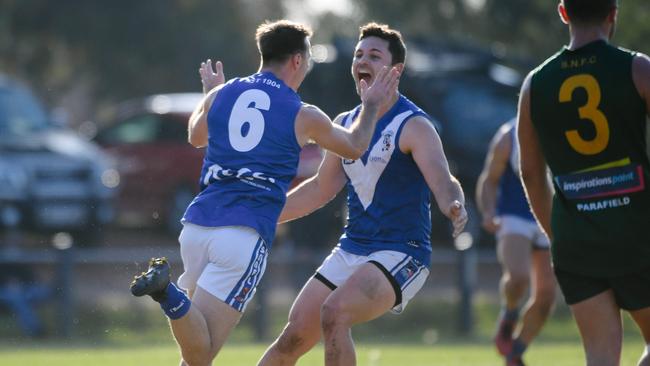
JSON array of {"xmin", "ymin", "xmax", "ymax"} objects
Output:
[
  {"xmin": 0, "ymin": 74, "xmax": 116, "ymax": 245},
  {"xmin": 95, "ymin": 93, "xmax": 322, "ymax": 234}
]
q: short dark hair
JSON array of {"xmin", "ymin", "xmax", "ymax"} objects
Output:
[
  {"xmin": 563, "ymin": 0, "xmax": 617, "ymax": 25},
  {"xmin": 255, "ymin": 20, "xmax": 312, "ymax": 66},
  {"xmin": 359, "ymin": 22, "xmax": 406, "ymax": 65}
]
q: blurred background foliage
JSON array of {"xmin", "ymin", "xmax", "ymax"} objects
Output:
[{"xmin": 0, "ymin": 0, "xmax": 648, "ymax": 123}]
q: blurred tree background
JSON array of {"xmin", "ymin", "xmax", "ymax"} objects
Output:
[{"xmin": 0, "ymin": 0, "xmax": 648, "ymax": 123}]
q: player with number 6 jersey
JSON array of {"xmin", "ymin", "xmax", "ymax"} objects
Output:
[
  {"xmin": 129, "ymin": 19, "xmax": 399, "ymax": 366},
  {"xmin": 184, "ymin": 71, "xmax": 304, "ymax": 249}
]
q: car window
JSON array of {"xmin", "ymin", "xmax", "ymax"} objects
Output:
[
  {"xmin": 157, "ymin": 114, "xmax": 189, "ymax": 142},
  {"xmin": 0, "ymin": 86, "xmax": 49, "ymax": 136},
  {"xmin": 98, "ymin": 114, "xmax": 161, "ymax": 145},
  {"xmin": 441, "ymin": 81, "xmax": 516, "ymax": 155}
]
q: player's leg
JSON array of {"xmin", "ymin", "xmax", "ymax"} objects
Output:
[
  {"xmin": 132, "ymin": 224, "xmax": 266, "ymax": 366},
  {"xmin": 629, "ymin": 307, "xmax": 650, "ymax": 366},
  {"xmin": 257, "ymin": 277, "xmax": 333, "ymax": 366},
  {"xmin": 174, "ymin": 287, "xmax": 242, "ymax": 366},
  {"xmin": 611, "ymin": 270, "xmax": 650, "ymax": 366},
  {"xmin": 259, "ymin": 247, "xmax": 352, "ymax": 365},
  {"xmin": 495, "ymin": 231, "xmax": 532, "ymax": 355},
  {"xmin": 555, "ymin": 268, "xmax": 622, "ymax": 366},
  {"xmin": 320, "ymin": 252, "xmax": 429, "ymax": 366},
  {"xmin": 509, "ymin": 246, "xmax": 556, "ymax": 364},
  {"xmin": 572, "ymin": 290, "xmax": 622, "ymax": 366},
  {"xmin": 321, "ymin": 262, "xmax": 396, "ymax": 366}
]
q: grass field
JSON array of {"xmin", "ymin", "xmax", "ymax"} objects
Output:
[
  {"xmin": 0, "ymin": 294, "xmax": 647, "ymax": 365},
  {"xmin": 0, "ymin": 341, "xmax": 647, "ymax": 366}
]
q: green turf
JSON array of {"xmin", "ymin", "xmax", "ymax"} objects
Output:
[
  {"xmin": 0, "ymin": 341, "xmax": 646, "ymax": 366},
  {"xmin": 0, "ymin": 296, "xmax": 646, "ymax": 365}
]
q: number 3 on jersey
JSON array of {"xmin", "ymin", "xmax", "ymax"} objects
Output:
[
  {"xmin": 559, "ymin": 74, "xmax": 610, "ymax": 155},
  {"xmin": 228, "ymin": 89, "xmax": 270, "ymax": 152}
]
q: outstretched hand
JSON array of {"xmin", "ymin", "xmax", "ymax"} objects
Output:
[
  {"xmin": 199, "ymin": 59, "xmax": 225, "ymax": 94},
  {"xmin": 447, "ymin": 200, "xmax": 468, "ymax": 238},
  {"xmin": 359, "ymin": 66, "xmax": 400, "ymax": 110}
]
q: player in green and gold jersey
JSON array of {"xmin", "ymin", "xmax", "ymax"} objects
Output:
[{"xmin": 518, "ymin": 1, "xmax": 650, "ymax": 365}]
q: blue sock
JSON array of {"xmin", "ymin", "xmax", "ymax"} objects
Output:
[
  {"xmin": 503, "ymin": 308, "xmax": 520, "ymax": 322},
  {"xmin": 159, "ymin": 283, "xmax": 191, "ymax": 320},
  {"xmin": 509, "ymin": 338, "xmax": 528, "ymax": 358}
]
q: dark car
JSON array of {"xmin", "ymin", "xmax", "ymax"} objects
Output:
[
  {"xmin": 95, "ymin": 93, "xmax": 323, "ymax": 234},
  {"xmin": 0, "ymin": 74, "xmax": 116, "ymax": 245}
]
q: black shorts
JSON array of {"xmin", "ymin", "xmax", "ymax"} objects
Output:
[{"xmin": 554, "ymin": 267, "xmax": 650, "ymax": 310}]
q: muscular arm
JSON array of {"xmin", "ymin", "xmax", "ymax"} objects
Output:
[
  {"xmin": 279, "ymin": 148, "xmax": 347, "ymax": 223},
  {"xmin": 400, "ymin": 116, "xmax": 467, "ymax": 237},
  {"xmin": 295, "ymin": 66, "xmax": 399, "ymax": 160},
  {"xmin": 187, "ymin": 85, "xmax": 222, "ymax": 148},
  {"xmin": 295, "ymin": 105, "xmax": 376, "ymax": 160},
  {"xmin": 518, "ymin": 73, "xmax": 553, "ymax": 239},
  {"xmin": 476, "ymin": 124, "xmax": 512, "ymax": 234}
]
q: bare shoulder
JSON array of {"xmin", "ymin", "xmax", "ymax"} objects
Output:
[
  {"xmin": 402, "ymin": 115, "xmax": 437, "ymax": 135},
  {"xmin": 491, "ymin": 123, "xmax": 513, "ymax": 150},
  {"xmin": 633, "ymin": 52, "xmax": 650, "ymax": 72},
  {"xmin": 399, "ymin": 115, "xmax": 439, "ymax": 153},
  {"xmin": 520, "ymin": 70, "xmax": 534, "ymax": 94},
  {"xmin": 632, "ymin": 52, "xmax": 650, "ymax": 99}
]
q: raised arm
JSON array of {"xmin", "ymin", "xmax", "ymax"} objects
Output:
[
  {"xmin": 476, "ymin": 124, "xmax": 512, "ymax": 234},
  {"xmin": 188, "ymin": 59, "xmax": 226, "ymax": 147},
  {"xmin": 517, "ymin": 73, "xmax": 553, "ymax": 239},
  {"xmin": 199, "ymin": 59, "xmax": 225, "ymax": 95},
  {"xmin": 279, "ymin": 130, "xmax": 348, "ymax": 223},
  {"xmin": 188, "ymin": 85, "xmax": 221, "ymax": 148},
  {"xmin": 296, "ymin": 66, "xmax": 400, "ymax": 160},
  {"xmin": 400, "ymin": 116, "xmax": 467, "ymax": 237}
]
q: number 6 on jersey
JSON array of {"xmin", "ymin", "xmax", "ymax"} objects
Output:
[{"xmin": 228, "ymin": 89, "xmax": 270, "ymax": 152}]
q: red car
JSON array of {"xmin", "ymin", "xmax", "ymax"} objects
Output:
[{"xmin": 95, "ymin": 93, "xmax": 322, "ymax": 234}]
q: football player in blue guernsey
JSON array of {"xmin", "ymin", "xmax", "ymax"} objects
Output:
[
  {"xmin": 129, "ymin": 20, "xmax": 399, "ymax": 366},
  {"xmin": 256, "ymin": 23, "xmax": 468, "ymax": 366},
  {"xmin": 476, "ymin": 120, "xmax": 556, "ymax": 366}
]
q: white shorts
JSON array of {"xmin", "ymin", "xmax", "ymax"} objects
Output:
[
  {"xmin": 497, "ymin": 215, "xmax": 550, "ymax": 249},
  {"xmin": 315, "ymin": 247, "xmax": 429, "ymax": 314},
  {"xmin": 177, "ymin": 223, "xmax": 268, "ymax": 312}
]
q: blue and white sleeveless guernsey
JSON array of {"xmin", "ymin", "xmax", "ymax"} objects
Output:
[
  {"xmin": 182, "ymin": 71, "xmax": 302, "ymax": 248},
  {"xmin": 496, "ymin": 122, "xmax": 535, "ymax": 221},
  {"xmin": 340, "ymin": 94, "xmax": 434, "ymax": 267}
]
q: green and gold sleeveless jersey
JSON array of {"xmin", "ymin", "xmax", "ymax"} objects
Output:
[{"xmin": 530, "ymin": 40, "xmax": 650, "ymax": 277}]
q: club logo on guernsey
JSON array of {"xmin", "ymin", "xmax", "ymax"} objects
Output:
[
  {"xmin": 203, "ymin": 163, "xmax": 276, "ymax": 191},
  {"xmin": 381, "ymin": 131, "xmax": 393, "ymax": 152}
]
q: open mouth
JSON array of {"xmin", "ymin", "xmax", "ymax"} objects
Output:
[{"xmin": 357, "ymin": 72, "xmax": 372, "ymax": 84}]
